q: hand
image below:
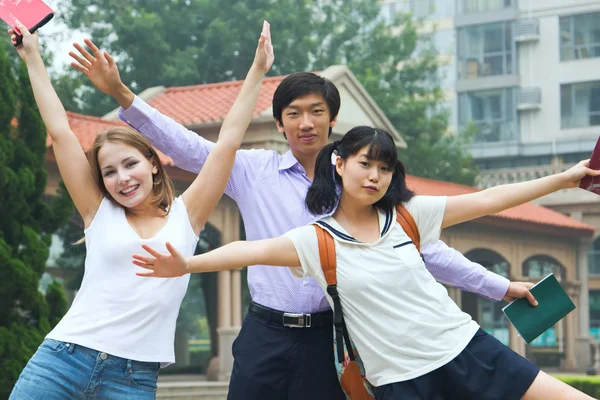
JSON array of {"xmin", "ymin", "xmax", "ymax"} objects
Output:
[
  {"xmin": 559, "ymin": 159, "xmax": 600, "ymax": 189},
  {"xmin": 69, "ymin": 39, "xmax": 124, "ymax": 97},
  {"xmin": 8, "ymin": 20, "xmax": 40, "ymax": 63},
  {"xmin": 252, "ymin": 20, "xmax": 274, "ymax": 74},
  {"xmin": 503, "ymin": 281, "xmax": 538, "ymax": 306},
  {"xmin": 132, "ymin": 242, "xmax": 188, "ymax": 278}
]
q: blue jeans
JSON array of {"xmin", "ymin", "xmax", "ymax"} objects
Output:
[{"xmin": 10, "ymin": 339, "xmax": 160, "ymax": 399}]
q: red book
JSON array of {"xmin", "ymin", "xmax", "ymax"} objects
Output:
[
  {"xmin": 0, "ymin": 0, "xmax": 54, "ymax": 45},
  {"xmin": 580, "ymin": 135, "xmax": 600, "ymax": 195}
]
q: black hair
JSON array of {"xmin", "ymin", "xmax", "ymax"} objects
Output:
[
  {"xmin": 272, "ymin": 72, "xmax": 341, "ymax": 138},
  {"xmin": 306, "ymin": 126, "xmax": 414, "ymax": 216}
]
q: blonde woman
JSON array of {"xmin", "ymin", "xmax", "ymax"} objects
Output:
[{"xmin": 9, "ymin": 20, "xmax": 273, "ymax": 399}]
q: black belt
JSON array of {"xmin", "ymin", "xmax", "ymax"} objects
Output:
[{"xmin": 248, "ymin": 301, "xmax": 333, "ymax": 328}]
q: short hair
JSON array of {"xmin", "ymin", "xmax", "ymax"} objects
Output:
[{"xmin": 272, "ymin": 72, "xmax": 341, "ymax": 134}]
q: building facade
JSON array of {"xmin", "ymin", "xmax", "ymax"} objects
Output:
[{"xmin": 382, "ymin": 0, "xmax": 600, "ymax": 358}]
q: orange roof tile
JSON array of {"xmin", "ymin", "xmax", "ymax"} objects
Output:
[
  {"xmin": 46, "ymin": 112, "xmax": 175, "ymax": 166},
  {"xmin": 406, "ymin": 175, "xmax": 595, "ymax": 235},
  {"xmin": 147, "ymin": 76, "xmax": 285, "ymax": 125}
]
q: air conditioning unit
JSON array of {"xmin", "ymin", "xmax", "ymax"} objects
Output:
[
  {"xmin": 517, "ymin": 87, "xmax": 541, "ymax": 111},
  {"xmin": 514, "ymin": 19, "xmax": 539, "ymax": 42}
]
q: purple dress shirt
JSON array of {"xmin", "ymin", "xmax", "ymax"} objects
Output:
[{"xmin": 119, "ymin": 96, "xmax": 509, "ymax": 314}]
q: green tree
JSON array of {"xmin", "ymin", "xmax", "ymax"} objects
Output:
[
  {"xmin": 0, "ymin": 41, "xmax": 73, "ymax": 396},
  {"xmin": 52, "ymin": 210, "xmax": 86, "ymax": 291},
  {"xmin": 345, "ymin": 14, "xmax": 479, "ymax": 185}
]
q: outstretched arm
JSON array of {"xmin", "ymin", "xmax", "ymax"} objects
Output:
[
  {"xmin": 422, "ymin": 241, "xmax": 510, "ymax": 301},
  {"xmin": 182, "ymin": 21, "xmax": 274, "ymax": 234},
  {"xmin": 10, "ymin": 21, "xmax": 102, "ymax": 227},
  {"xmin": 132, "ymin": 236, "xmax": 299, "ymax": 277},
  {"xmin": 442, "ymin": 159, "xmax": 600, "ymax": 228},
  {"xmin": 422, "ymin": 241, "xmax": 537, "ymax": 305}
]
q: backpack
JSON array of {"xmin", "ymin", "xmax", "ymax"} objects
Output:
[{"xmin": 314, "ymin": 204, "xmax": 421, "ymax": 400}]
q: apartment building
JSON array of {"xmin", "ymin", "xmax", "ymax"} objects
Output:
[{"xmin": 382, "ymin": 0, "xmax": 600, "ymax": 371}]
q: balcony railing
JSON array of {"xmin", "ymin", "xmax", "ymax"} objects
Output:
[
  {"xmin": 471, "ymin": 121, "xmax": 518, "ymax": 144},
  {"xmin": 458, "ymin": 0, "xmax": 515, "ymax": 14},
  {"xmin": 475, "ymin": 164, "xmax": 574, "ymax": 189}
]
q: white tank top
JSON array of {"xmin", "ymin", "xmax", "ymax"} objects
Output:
[{"xmin": 47, "ymin": 196, "xmax": 198, "ymax": 364}]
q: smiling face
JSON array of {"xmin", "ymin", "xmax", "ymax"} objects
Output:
[
  {"xmin": 335, "ymin": 145, "xmax": 394, "ymax": 208},
  {"xmin": 275, "ymin": 93, "xmax": 337, "ymax": 158},
  {"xmin": 97, "ymin": 141, "xmax": 158, "ymax": 210}
]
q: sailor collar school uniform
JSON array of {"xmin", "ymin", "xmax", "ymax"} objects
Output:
[{"xmin": 285, "ymin": 195, "xmax": 480, "ymax": 387}]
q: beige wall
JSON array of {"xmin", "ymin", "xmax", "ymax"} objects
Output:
[{"xmin": 442, "ymin": 224, "xmax": 579, "ymax": 281}]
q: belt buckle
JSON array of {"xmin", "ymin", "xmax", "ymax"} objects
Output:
[{"xmin": 283, "ymin": 313, "xmax": 311, "ymax": 328}]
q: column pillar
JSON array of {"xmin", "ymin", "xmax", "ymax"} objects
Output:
[
  {"xmin": 217, "ymin": 271, "xmax": 232, "ymax": 329},
  {"xmin": 562, "ymin": 291, "xmax": 577, "ymax": 370},
  {"xmin": 231, "ymin": 270, "xmax": 242, "ymax": 326},
  {"xmin": 216, "ymin": 201, "xmax": 242, "ymax": 381},
  {"xmin": 575, "ymin": 237, "xmax": 592, "ymax": 372},
  {"xmin": 509, "ymin": 324, "xmax": 526, "ymax": 356}
]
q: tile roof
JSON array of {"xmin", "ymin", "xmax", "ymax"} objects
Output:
[
  {"xmin": 147, "ymin": 76, "xmax": 286, "ymax": 125},
  {"xmin": 406, "ymin": 175, "xmax": 595, "ymax": 235},
  {"xmin": 46, "ymin": 112, "xmax": 175, "ymax": 166},
  {"xmin": 45, "ymin": 112, "xmax": 593, "ymax": 235}
]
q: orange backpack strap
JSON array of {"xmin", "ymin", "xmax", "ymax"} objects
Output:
[
  {"xmin": 395, "ymin": 204, "xmax": 421, "ymax": 252},
  {"xmin": 315, "ymin": 224, "xmax": 337, "ymax": 285},
  {"xmin": 314, "ymin": 224, "xmax": 355, "ymax": 364}
]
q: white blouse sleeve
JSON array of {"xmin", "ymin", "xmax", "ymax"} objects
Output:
[
  {"xmin": 403, "ymin": 196, "xmax": 447, "ymax": 245},
  {"xmin": 284, "ymin": 225, "xmax": 322, "ymax": 279}
]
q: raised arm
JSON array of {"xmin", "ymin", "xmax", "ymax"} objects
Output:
[
  {"xmin": 11, "ymin": 21, "xmax": 102, "ymax": 227},
  {"xmin": 70, "ymin": 39, "xmax": 201, "ymax": 171},
  {"xmin": 132, "ymin": 236, "xmax": 299, "ymax": 277},
  {"xmin": 181, "ymin": 21, "xmax": 274, "ymax": 234},
  {"xmin": 70, "ymin": 39, "xmax": 270, "ymax": 198},
  {"xmin": 442, "ymin": 159, "xmax": 600, "ymax": 228}
]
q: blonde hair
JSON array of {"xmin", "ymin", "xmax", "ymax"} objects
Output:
[{"xmin": 89, "ymin": 126, "xmax": 175, "ymax": 213}]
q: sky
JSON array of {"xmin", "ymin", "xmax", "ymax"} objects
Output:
[{"xmin": 42, "ymin": 0, "xmax": 87, "ymax": 73}]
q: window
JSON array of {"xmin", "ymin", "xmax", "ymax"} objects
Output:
[
  {"xmin": 380, "ymin": 1, "xmax": 410, "ymax": 24},
  {"xmin": 429, "ymin": 0, "xmax": 454, "ymax": 19},
  {"xmin": 411, "ymin": 0, "xmax": 434, "ymax": 18},
  {"xmin": 458, "ymin": 88, "xmax": 518, "ymax": 143},
  {"xmin": 591, "ymin": 290, "xmax": 600, "ymax": 340},
  {"xmin": 523, "ymin": 256, "xmax": 565, "ymax": 282},
  {"xmin": 458, "ymin": 0, "xmax": 514, "ymax": 15},
  {"xmin": 560, "ymin": 13, "xmax": 600, "ymax": 61},
  {"xmin": 381, "ymin": 0, "xmax": 452, "ymax": 22},
  {"xmin": 561, "ymin": 81, "xmax": 600, "ymax": 129},
  {"xmin": 523, "ymin": 256, "xmax": 566, "ymax": 349},
  {"xmin": 457, "ymin": 22, "xmax": 515, "ymax": 79},
  {"xmin": 589, "ymin": 238, "xmax": 600, "ymax": 276},
  {"xmin": 463, "ymin": 249, "xmax": 510, "ymax": 345}
]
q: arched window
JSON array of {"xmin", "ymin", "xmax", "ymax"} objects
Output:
[
  {"xmin": 589, "ymin": 237, "xmax": 600, "ymax": 276},
  {"xmin": 523, "ymin": 255, "xmax": 566, "ymax": 282},
  {"xmin": 522, "ymin": 256, "xmax": 566, "ymax": 350},
  {"xmin": 179, "ymin": 223, "xmax": 222, "ymax": 363},
  {"xmin": 462, "ymin": 249, "xmax": 510, "ymax": 345}
]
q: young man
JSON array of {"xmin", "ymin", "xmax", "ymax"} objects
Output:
[{"xmin": 70, "ymin": 43, "xmax": 535, "ymax": 399}]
